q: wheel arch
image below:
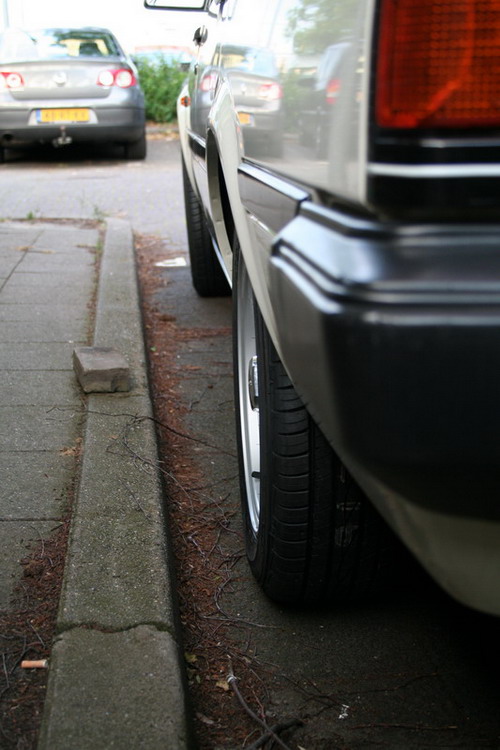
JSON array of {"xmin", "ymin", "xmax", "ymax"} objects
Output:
[
  {"xmin": 205, "ymin": 79, "xmax": 251, "ymax": 284},
  {"xmin": 205, "ymin": 80, "xmax": 282, "ymax": 360},
  {"xmin": 205, "ymin": 127, "xmax": 235, "ymax": 282}
]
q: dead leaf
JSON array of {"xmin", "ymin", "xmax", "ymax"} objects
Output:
[
  {"xmin": 215, "ymin": 679, "xmax": 230, "ymax": 692},
  {"xmin": 185, "ymin": 652, "xmax": 198, "ymax": 664},
  {"xmin": 60, "ymin": 446, "xmax": 77, "ymax": 456},
  {"xmin": 59, "ymin": 438, "xmax": 82, "ymax": 456}
]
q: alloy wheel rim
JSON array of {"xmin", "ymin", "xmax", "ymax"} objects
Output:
[{"xmin": 237, "ymin": 259, "xmax": 261, "ymax": 534}]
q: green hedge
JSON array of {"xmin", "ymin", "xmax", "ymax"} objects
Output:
[{"xmin": 135, "ymin": 56, "xmax": 187, "ymax": 123}]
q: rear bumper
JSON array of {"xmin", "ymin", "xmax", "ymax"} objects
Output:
[
  {"xmin": 0, "ymin": 106, "xmax": 145, "ymax": 145},
  {"xmin": 271, "ymin": 203, "xmax": 500, "ymax": 613}
]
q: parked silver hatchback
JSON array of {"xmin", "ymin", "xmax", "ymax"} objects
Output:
[{"xmin": 0, "ymin": 27, "xmax": 146, "ymax": 160}]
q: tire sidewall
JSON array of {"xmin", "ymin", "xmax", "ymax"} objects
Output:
[{"xmin": 232, "ymin": 243, "xmax": 277, "ymax": 582}]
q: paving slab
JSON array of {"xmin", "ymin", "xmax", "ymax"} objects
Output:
[
  {"xmin": 0, "ymin": 405, "xmax": 83, "ymax": 451},
  {"xmin": 0, "ymin": 342, "xmax": 77, "ymax": 370},
  {"xmin": 0, "ymin": 257, "xmax": 21, "ymax": 278},
  {"xmin": 0, "ymin": 319, "xmax": 89, "ymax": 343},
  {"xmin": 0, "ymin": 224, "xmax": 44, "ymax": 246},
  {"xmin": 13, "ymin": 253, "xmax": 95, "ymax": 273},
  {"xmin": 0, "ymin": 281, "xmax": 95, "ymax": 305},
  {"xmin": 31, "ymin": 224, "xmax": 99, "ymax": 251},
  {"xmin": 0, "ymin": 303, "xmax": 90, "ymax": 325},
  {"xmin": 0, "ymin": 451, "xmax": 75, "ymax": 519},
  {"xmin": 0, "ymin": 521, "xmax": 58, "ymax": 608},
  {"xmin": 0, "ymin": 370, "xmax": 81, "ymax": 405},
  {"xmin": 4, "ymin": 269, "xmax": 95, "ymax": 287}
]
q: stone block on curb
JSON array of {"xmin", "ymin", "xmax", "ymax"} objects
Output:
[{"xmin": 73, "ymin": 346, "xmax": 130, "ymax": 393}]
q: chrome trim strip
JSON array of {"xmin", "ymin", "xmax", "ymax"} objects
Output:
[
  {"xmin": 238, "ymin": 161, "xmax": 310, "ymax": 234},
  {"xmin": 188, "ymin": 130, "xmax": 206, "ymax": 159},
  {"xmin": 369, "ymin": 162, "xmax": 500, "ymax": 178}
]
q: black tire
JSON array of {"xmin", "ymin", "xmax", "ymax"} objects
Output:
[
  {"xmin": 182, "ymin": 156, "xmax": 230, "ymax": 297},
  {"xmin": 233, "ymin": 243, "xmax": 397, "ymax": 605},
  {"xmin": 124, "ymin": 131, "xmax": 147, "ymax": 160}
]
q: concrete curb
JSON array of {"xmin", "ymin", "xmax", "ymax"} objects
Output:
[{"xmin": 38, "ymin": 219, "xmax": 193, "ymax": 749}]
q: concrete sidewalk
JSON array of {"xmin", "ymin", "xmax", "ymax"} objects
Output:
[{"xmin": 0, "ymin": 218, "xmax": 192, "ymax": 749}]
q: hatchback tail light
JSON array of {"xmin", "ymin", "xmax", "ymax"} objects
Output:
[
  {"xmin": 258, "ymin": 82, "xmax": 282, "ymax": 100},
  {"xmin": 97, "ymin": 68, "xmax": 136, "ymax": 88},
  {"xmin": 325, "ymin": 79, "xmax": 340, "ymax": 105},
  {"xmin": 376, "ymin": 0, "xmax": 500, "ymax": 129},
  {"xmin": 199, "ymin": 71, "xmax": 218, "ymax": 92},
  {"xmin": 0, "ymin": 72, "xmax": 24, "ymax": 89}
]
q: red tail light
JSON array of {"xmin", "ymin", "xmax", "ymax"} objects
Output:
[
  {"xmin": 376, "ymin": 0, "xmax": 500, "ymax": 129},
  {"xmin": 326, "ymin": 79, "xmax": 340, "ymax": 105},
  {"xmin": 199, "ymin": 71, "xmax": 218, "ymax": 92},
  {"xmin": 0, "ymin": 72, "xmax": 24, "ymax": 89},
  {"xmin": 97, "ymin": 68, "xmax": 136, "ymax": 88},
  {"xmin": 258, "ymin": 82, "xmax": 282, "ymax": 100}
]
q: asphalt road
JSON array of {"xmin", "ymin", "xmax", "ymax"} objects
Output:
[{"xmin": 2, "ymin": 134, "xmax": 500, "ymax": 749}]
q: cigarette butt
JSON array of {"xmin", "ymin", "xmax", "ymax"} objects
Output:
[{"xmin": 21, "ymin": 659, "xmax": 48, "ymax": 669}]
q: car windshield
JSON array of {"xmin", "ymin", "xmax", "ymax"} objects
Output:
[{"xmin": 0, "ymin": 28, "xmax": 120, "ymax": 62}]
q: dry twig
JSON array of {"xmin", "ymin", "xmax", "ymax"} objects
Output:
[{"xmin": 227, "ymin": 660, "xmax": 300, "ymax": 750}]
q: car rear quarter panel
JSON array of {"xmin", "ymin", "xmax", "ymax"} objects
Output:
[
  {"xmin": 210, "ymin": 0, "xmax": 374, "ymax": 207},
  {"xmin": 183, "ymin": 0, "xmax": 375, "ymax": 339}
]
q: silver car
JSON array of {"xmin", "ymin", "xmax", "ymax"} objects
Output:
[
  {"xmin": 146, "ymin": 0, "xmax": 500, "ymax": 617},
  {"xmin": 0, "ymin": 27, "xmax": 146, "ymax": 160}
]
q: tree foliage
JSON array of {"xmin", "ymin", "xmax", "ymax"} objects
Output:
[{"xmin": 286, "ymin": 0, "xmax": 358, "ymax": 55}]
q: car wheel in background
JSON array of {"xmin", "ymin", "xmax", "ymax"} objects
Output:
[
  {"xmin": 233, "ymin": 241, "xmax": 398, "ymax": 605},
  {"xmin": 124, "ymin": 130, "xmax": 147, "ymax": 160},
  {"xmin": 182, "ymin": 156, "xmax": 230, "ymax": 297}
]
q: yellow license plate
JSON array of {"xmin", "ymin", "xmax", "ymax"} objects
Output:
[
  {"xmin": 38, "ymin": 108, "xmax": 90, "ymax": 123},
  {"xmin": 238, "ymin": 112, "xmax": 253, "ymax": 126}
]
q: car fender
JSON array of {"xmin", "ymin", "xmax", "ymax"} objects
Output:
[
  {"xmin": 207, "ymin": 76, "xmax": 280, "ymax": 347},
  {"xmin": 204, "ymin": 77, "xmax": 242, "ymax": 280},
  {"xmin": 177, "ymin": 81, "xmax": 196, "ymax": 191}
]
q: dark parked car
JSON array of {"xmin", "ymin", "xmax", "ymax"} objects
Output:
[
  {"xmin": 0, "ymin": 27, "xmax": 146, "ymax": 160},
  {"xmin": 146, "ymin": 0, "xmax": 500, "ymax": 617},
  {"xmin": 297, "ymin": 42, "xmax": 349, "ymax": 158}
]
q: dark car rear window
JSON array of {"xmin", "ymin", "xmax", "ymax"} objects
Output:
[{"xmin": 0, "ymin": 28, "xmax": 121, "ymax": 63}]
